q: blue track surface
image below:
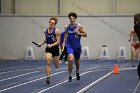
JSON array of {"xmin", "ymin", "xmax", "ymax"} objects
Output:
[{"xmin": 0, "ymin": 60, "xmax": 139, "ymax": 93}]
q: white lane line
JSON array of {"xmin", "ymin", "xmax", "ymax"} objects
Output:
[
  {"xmin": 0, "ymin": 74, "xmax": 44, "ymax": 89},
  {"xmin": 119, "ymin": 67, "xmax": 137, "ymax": 71},
  {"xmin": 76, "ymin": 71, "xmax": 113, "ymax": 93},
  {"xmin": 0, "ymin": 68, "xmax": 67, "ymax": 81},
  {"xmin": 133, "ymin": 80, "xmax": 140, "ymax": 93},
  {"xmin": 0, "ymin": 67, "xmax": 67, "ymax": 75},
  {"xmin": 0, "ymin": 71, "xmax": 66, "ymax": 93},
  {"xmin": 0, "ymin": 68, "xmax": 43, "ymax": 75},
  {"xmin": 0, "ymin": 70, "xmax": 42, "ymax": 82},
  {"xmin": 37, "ymin": 69, "xmax": 110, "ymax": 93},
  {"xmin": 77, "ymin": 67, "xmax": 137, "ymax": 93}
]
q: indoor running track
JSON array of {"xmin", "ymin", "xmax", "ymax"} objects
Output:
[{"xmin": 0, "ymin": 60, "xmax": 139, "ymax": 93}]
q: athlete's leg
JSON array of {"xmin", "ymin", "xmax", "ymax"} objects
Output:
[
  {"xmin": 59, "ymin": 52, "xmax": 64, "ymax": 61},
  {"xmin": 75, "ymin": 59, "xmax": 80, "ymax": 74},
  {"xmin": 45, "ymin": 53, "xmax": 52, "ymax": 84},
  {"xmin": 67, "ymin": 46, "xmax": 74, "ymax": 82},
  {"xmin": 134, "ymin": 23, "xmax": 140, "ymax": 80},
  {"xmin": 136, "ymin": 47, "xmax": 140, "ymax": 80},
  {"xmin": 135, "ymin": 48, "xmax": 139, "ymax": 59},
  {"xmin": 131, "ymin": 44, "xmax": 136, "ymax": 67},
  {"xmin": 53, "ymin": 56, "xmax": 60, "ymax": 68},
  {"xmin": 64, "ymin": 53, "xmax": 67, "ymax": 61},
  {"xmin": 68, "ymin": 54, "xmax": 74, "ymax": 76},
  {"xmin": 45, "ymin": 53, "xmax": 52, "ymax": 78},
  {"xmin": 74, "ymin": 48, "xmax": 81, "ymax": 81},
  {"xmin": 137, "ymin": 62, "xmax": 140, "ymax": 80},
  {"xmin": 75, "ymin": 59, "xmax": 80, "ymax": 81},
  {"xmin": 64, "ymin": 47, "xmax": 68, "ymax": 64}
]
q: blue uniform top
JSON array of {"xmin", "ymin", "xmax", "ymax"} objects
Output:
[
  {"xmin": 66, "ymin": 24, "xmax": 81, "ymax": 48},
  {"xmin": 44, "ymin": 28, "xmax": 59, "ymax": 48},
  {"xmin": 60, "ymin": 32, "xmax": 65, "ymax": 47}
]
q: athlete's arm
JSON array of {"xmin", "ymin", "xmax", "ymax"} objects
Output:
[
  {"xmin": 62, "ymin": 25, "xmax": 68, "ymax": 46},
  {"xmin": 75, "ymin": 24, "xmax": 87, "ymax": 37},
  {"xmin": 39, "ymin": 39, "xmax": 46, "ymax": 46},
  {"xmin": 128, "ymin": 29, "xmax": 134, "ymax": 42}
]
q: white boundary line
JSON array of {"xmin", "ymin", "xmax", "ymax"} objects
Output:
[
  {"xmin": 0, "ymin": 67, "xmax": 67, "ymax": 75},
  {"xmin": 0, "ymin": 62, "xmax": 136, "ymax": 93},
  {"xmin": 77, "ymin": 67, "xmax": 137, "ymax": 93},
  {"xmin": 37, "ymin": 69, "xmax": 110, "ymax": 93},
  {"xmin": 0, "ymin": 70, "xmax": 42, "ymax": 82},
  {"xmin": 0, "ymin": 68, "xmax": 43, "ymax": 75},
  {"xmin": 76, "ymin": 71, "xmax": 113, "ymax": 93},
  {"xmin": 37, "ymin": 70, "xmax": 94, "ymax": 93},
  {"xmin": 0, "ymin": 68, "xmax": 65, "ymax": 82},
  {"xmin": 0, "ymin": 71, "xmax": 66, "ymax": 93},
  {"xmin": 120, "ymin": 67, "xmax": 137, "ymax": 71},
  {"xmin": 0, "ymin": 74, "xmax": 45, "ymax": 89},
  {"xmin": 133, "ymin": 80, "xmax": 140, "ymax": 93}
]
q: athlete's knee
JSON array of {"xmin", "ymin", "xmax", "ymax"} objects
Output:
[
  {"xmin": 69, "ymin": 58, "xmax": 74, "ymax": 62},
  {"xmin": 46, "ymin": 56, "xmax": 52, "ymax": 61},
  {"xmin": 46, "ymin": 60, "xmax": 51, "ymax": 66}
]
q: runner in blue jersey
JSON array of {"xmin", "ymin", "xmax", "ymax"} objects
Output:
[
  {"xmin": 134, "ymin": 13, "xmax": 140, "ymax": 80},
  {"xmin": 63, "ymin": 12, "xmax": 87, "ymax": 82},
  {"xmin": 59, "ymin": 31, "xmax": 68, "ymax": 64},
  {"xmin": 39, "ymin": 17, "xmax": 60, "ymax": 84}
]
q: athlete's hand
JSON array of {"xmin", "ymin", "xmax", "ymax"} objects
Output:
[
  {"xmin": 62, "ymin": 42, "xmax": 65, "ymax": 46},
  {"xmin": 38, "ymin": 43, "xmax": 42, "ymax": 47},
  {"xmin": 135, "ymin": 41, "xmax": 140, "ymax": 44},
  {"xmin": 75, "ymin": 29, "xmax": 80, "ymax": 35},
  {"xmin": 128, "ymin": 37, "xmax": 131, "ymax": 42},
  {"xmin": 47, "ymin": 44, "xmax": 52, "ymax": 48}
]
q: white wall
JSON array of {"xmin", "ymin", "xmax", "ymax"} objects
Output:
[
  {"xmin": 0, "ymin": 15, "xmax": 133, "ymax": 60},
  {"xmin": 1, "ymin": 0, "xmax": 140, "ymax": 15}
]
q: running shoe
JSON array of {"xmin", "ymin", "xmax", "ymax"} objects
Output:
[
  {"xmin": 69, "ymin": 76, "xmax": 72, "ymax": 82},
  {"xmin": 46, "ymin": 77, "xmax": 50, "ymax": 84},
  {"xmin": 65, "ymin": 61, "xmax": 68, "ymax": 64},
  {"xmin": 76, "ymin": 73, "xmax": 80, "ymax": 81},
  {"xmin": 132, "ymin": 65, "xmax": 135, "ymax": 67}
]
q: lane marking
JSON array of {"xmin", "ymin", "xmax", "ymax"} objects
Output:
[
  {"xmin": 37, "ymin": 69, "xmax": 110, "ymax": 93},
  {"xmin": 0, "ymin": 71, "xmax": 42, "ymax": 82},
  {"xmin": 133, "ymin": 80, "xmax": 140, "ymax": 93},
  {"xmin": 76, "ymin": 71, "xmax": 113, "ymax": 93},
  {"xmin": 120, "ymin": 67, "xmax": 137, "ymax": 71},
  {"xmin": 0, "ymin": 74, "xmax": 44, "ymax": 89},
  {"xmin": 0, "ymin": 67, "xmax": 67, "ymax": 75},
  {"xmin": 0, "ymin": 71, "xmax": 66, "ymax": 93},
  {"xmin": 0, "ymin": 68, "xmax": 43, "ymax": 75},
  {"xmin": 77, "ymin": 67, "xmax": 137, "ymax": 93},
  {"xmin": 0, "ymin": 61, "xmax": 135, "ymax": 93}
]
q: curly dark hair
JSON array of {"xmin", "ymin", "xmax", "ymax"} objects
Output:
[{"xmin": 68, "ymin": 12, "xmax": 77, "ymax": 19}]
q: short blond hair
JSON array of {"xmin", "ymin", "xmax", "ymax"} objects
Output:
[{"xmin": 49, "ymin": 17, "xmax": 58, "ymax": 24}]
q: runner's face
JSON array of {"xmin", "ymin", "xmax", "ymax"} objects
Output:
[
  {"xmin": 69, "ymin": 16, "xmax": 76, "ymax": 25},
  {"xmin": 49, "ymin": 20, "xmax": 56, "ymax": 28}
]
